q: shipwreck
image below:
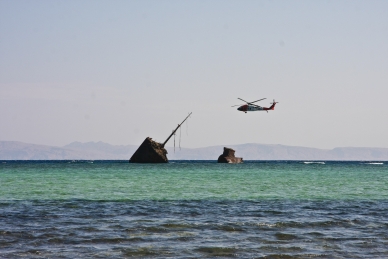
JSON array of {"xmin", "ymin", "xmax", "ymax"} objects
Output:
[
  {"xmin": 129, "ymin": 113, "xmax": 192, "ymax": 163},
  {"xmin": 217, "ymin": 147, "xmax": 243, "ymax": 163}
]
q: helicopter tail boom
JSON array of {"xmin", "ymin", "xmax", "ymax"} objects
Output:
[{"xmin": 264, "ymin": 100, "xmax": 278, "ymax": 111}]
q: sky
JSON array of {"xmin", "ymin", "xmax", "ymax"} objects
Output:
[{"xmin": 1, "ymin": 0, "xmax": 388, "ymax": 149}]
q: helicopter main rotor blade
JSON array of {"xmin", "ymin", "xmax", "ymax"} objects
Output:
[
  {"xmin": 238, "ymin": 97, "xmax": 266, "ymax": 104},
  {"xmin": 249, "ymin": 98, "xmax": 266, "ymax": 104},
  {"xmin": 237, "ymin": 98, "xmax": 250, "ymax": 103}
]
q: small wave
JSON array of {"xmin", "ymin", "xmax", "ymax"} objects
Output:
[
  {"xmin": 275, "ymin": 232, "xmax": 298, "ymax": 240},
  {"xmin": 255, "ymin": 222, "xmax": 277, "ymax": 228},
  {"xmin": 196, "ymin": 247, "xmax": 237, "ymax": 256},
  {"xmin": 364, "ymin": 162, "xmax": 383, "ymax": 165},
  {"xmin": 303, "ymin": 162, "xmax": 325, "ymax": 164}
]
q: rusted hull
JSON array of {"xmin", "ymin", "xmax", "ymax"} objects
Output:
[{"xmin": 130, "ymin": 137, "xmax": 168, "ymax": 163}]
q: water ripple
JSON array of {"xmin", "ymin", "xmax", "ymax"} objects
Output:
[{"xmin": 0, "ymin": 199, "xmax": 388, "ymax": 258}]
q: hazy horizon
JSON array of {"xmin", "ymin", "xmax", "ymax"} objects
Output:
[
  {"xmin": 1, "ymin": 1, "xmax": 388, "ymax": 149},
  {"xmin": 3, "ymin": 139, "xmax": 388, "ymax": 151}
]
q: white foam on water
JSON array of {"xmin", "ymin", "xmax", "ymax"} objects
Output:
[
  {"xmin": 364, "ymin": 162, "xmax": 384, "ymax": 165},
  {"xmin": 303, "ymin": 162, "xmax": 325, "ymax": 164}
]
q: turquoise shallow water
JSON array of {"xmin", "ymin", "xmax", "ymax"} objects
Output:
[
  {"xmin": 1, "ymin": 161, "xmax": 388, "ymax": 200},
  {"xmin": 1, "ymin": 161, "xmax": 388, "ymax": 258}
]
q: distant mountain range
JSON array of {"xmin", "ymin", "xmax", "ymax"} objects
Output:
[{"xmin": 1, "ymin": 141, "xmax": 388, "ymax": 161}]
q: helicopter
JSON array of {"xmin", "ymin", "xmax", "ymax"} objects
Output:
[{"xmin": 232, "ymin": 98, "xmax": 278, "ymax": 113}]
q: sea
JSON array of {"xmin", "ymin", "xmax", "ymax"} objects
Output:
[{"xmin": 0, "ymin": 160, "xmax": 387, "ymax": 258}]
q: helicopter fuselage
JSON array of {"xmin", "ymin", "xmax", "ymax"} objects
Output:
[
  {"xmin": 233, "ymin": 98, "xmax": 277, "ymax": 113},
  {"xmin": 237, "ymin": 104, "xmax": 265, "ymax": 112},
  {"xmin": 237, "ymin": 102, "xmax": 276, "ymax": 113}
]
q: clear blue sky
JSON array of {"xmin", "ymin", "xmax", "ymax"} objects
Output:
[{"xmin": 1, "ymin": 0, "xmax": 387, "ymax": 149}]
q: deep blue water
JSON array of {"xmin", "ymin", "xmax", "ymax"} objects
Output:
[{"xmin": 1, "ymin": 160, "xmax": 387, "ymax": 258}]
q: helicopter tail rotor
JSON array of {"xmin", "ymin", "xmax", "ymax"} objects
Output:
[{"xmin": 267, "ymin": 99, "xmax": 278, "ymax": 110}]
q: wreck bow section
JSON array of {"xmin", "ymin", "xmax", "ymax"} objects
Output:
[
  {"xmin": 129, "ymin": 137, "xmax": 168, "ymax": 163},
  {"xmin": 129, "ymin": 113, "xmax": 192, "ymax": 163}
]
